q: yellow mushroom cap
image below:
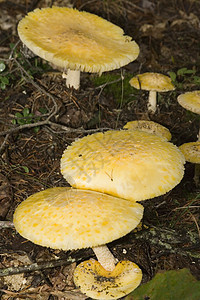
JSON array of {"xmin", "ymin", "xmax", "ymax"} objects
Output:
[
  {"xmin": 129, "ymin": 72, "xmax": 175, "ymax": 92},
  {"xmin": 17, "ymin": 7, "xmax": 139, "ymax": 73},
  {"xmin": 123, "ymin": 120, "xmax": 172, "ymax": 141},
  {"xmin": 179, "ymin": 142, "xmax": 200, "ymax": 164},
  {"xmin": 61, "ymin": 130, "xmax": 185, "ymax": 202},
  {"xmin": 177, "ymin": 91, "xmax": 200, "ymax": 114},
  {"xmin": 74, "ymin": 259, "xmax": 142, "ymax": 299},
  {"xmin": 13, "ymin": 187, "xmax": 144, "ymax": 250}
]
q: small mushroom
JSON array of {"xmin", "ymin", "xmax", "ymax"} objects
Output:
[
  {"xmin": 18, "ymin": 6, "xmax": 139, "ymax": 89},
  {"xmin": 179, "ymin": 141, "xmax": 200, "ymax": 186},
  {"xmin": 13, "ymin": 187, "xmax": 144, "ymax": 299},
  {"xmin": 177, "ymin": 91, "xmax": 200, "ymax": 140},
  {"xmin": 123, "ymin": 120, "xmax": 172, "ymax": 141},
  {"xmin": 129, "ymin": 72, "xmax": 175, "ymax": 113},
  {"xmin": 61, "ymin": 130, "xmax": 185, "ymax": 202}
]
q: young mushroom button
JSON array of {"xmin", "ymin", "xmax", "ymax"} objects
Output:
[
  {"xmin": 13, "ymin": 187, "xmax": 144, "ymax": 299},
  {"xmin": 18, "ymin": 6, "xmax": 139, "ymax": 89}
]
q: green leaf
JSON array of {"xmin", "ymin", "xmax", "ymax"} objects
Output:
[
  {"xmin": 168, "ymin": 71, "xmax": 176, "ymax": 82},
  {"xmin": 0, "ymin": 76, "xmax": 9, "ymax": 84},
  {"xmin": 23, "ymin": 107, "xmax": 30, "ymax": 117},
  {"xmin": 0, "ymin": 62, "xmax": 6, "ymax": 72},
  {"xmin": 21, "ymin": 166, "xmax": 29, "ymax": 173},
  {"xmin": 177, "ymin": 68, "xmax": 195, "ymax": 76},
  {"xmin": 193, "ymin": 76, "xmax": 200, "ymax": 84},
  {"xmin": 0, "ymin": 82, "xmax": 6, "ymax": 90},
  {"xmin": 125, "ymin": 269, "xmax": 200, "ymax": 300}
]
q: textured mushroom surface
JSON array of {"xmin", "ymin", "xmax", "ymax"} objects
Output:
[
  {"xmin": 179, "ymin": 142, "xmax": 200, "ymax": 164},
  {"xmin": 61, "ymin": 130, "xmax": 185, "ymax": 202},
  {"xmin": 129, "ymin": 72, "xmax": 175, "ymax": 92},
  {"xmin": 177, "ymin": 91, "xmax": 200, "ymax": 114},
  {"xmin": 123, "ymin": 120, "xmax": 171, "ymax": 141},
  {"xmin": 74, "ymin": 259, "xmax": 142, "ymax": 299},
  {"xmin": 13, "ymin": 187, "xmax": 144, "ymax": 250},
  {"xmin": 18, "ymin": 7, "xmax": 139, "ymax": 73}
]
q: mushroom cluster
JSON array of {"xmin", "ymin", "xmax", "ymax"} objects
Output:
[
  {"xmin": 13, "ymin": 6, "xmax": 187, "ymax": 300},
  {"xmin": 13, "ymin": 128, "xmax": 185, "ymax": 299}
]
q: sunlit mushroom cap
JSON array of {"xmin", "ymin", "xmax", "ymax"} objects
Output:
[
  {"xmin": 13, "ymin": 187, "xmax": 144, "ymax": 250},
  {"xmin": 177, "ymin": 91, "xmax": 200, "ymax": 114},
  {"xmin": 129, "ymin": 72, "xmax": 175, "ymax": 92},
  {"xmin": 18, "ymin": 6, "xmax": 139, "ymax": 73},
  {"xmin": 74, "ymin": 259, "xmax": 142, "ymax": 299},
  {"xmin": 123, "ymin": 120, "xmax": 171, "ymax": 141},
  {"xmin": 179, "ymin": 142, "xmax": 200, "ymax": 164},
  {"xmin": 61, "ymin": 130, "xmax": 185, "ymax": 202}
]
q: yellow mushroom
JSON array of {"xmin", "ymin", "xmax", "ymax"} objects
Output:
[
  {"xmin": 177, "ymin": 91, "xmax": 200, "ymax": 140},
  {"xmin": 179, "ymin": 141, "xmax": 200, "ymax": 186},
  {"xmin": 18, "ymin": 6, "xmax": 139, "ymax": 89},
  {"xmin": 129, "ymin": 72, "xmax": 175, "ymax": 113},
  {"xmin": 61, "ymin": 130, "xmax": 185, "ymax": 202},
  {"xmin": 13, "ymin": 187, "xmax": 144, "ymax": 299},
  {"xmin": 123, "ymin": 120, "xmax": 172, "ymax": 141}
]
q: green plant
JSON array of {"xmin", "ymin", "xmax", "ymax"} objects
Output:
[
  {"xmin": 168, "ymin": 67, "xmax": 200, "ymax": 89},
  {"xmin": 125, "ymin": 268, "xmax": 200, "ymax": 300},
  {"xmin": 91, "ymin": 73, "xmax": 139, "ymax": 105},
  {"xmin": 0, "ymin": 62, "xmax": 10, "ymax": 90},
  {"xmin": 12, "ymin": 107, "xmax": 47, "ymax": 132}
]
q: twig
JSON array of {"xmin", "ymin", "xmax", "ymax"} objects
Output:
[
  {"xmin": 0, "ymin": 221, "xmax": 14, "ymax": 229},
  {"xmin": 0, "ymin": 257, "xmax": 83, "ymax": 277},
  {"xmin": 0, "ymin": 121, "xmax": 110, "ymax": 136},
  {"xmin": 0, "ymin": 134, "xmax": 9, "ymax": 154}
]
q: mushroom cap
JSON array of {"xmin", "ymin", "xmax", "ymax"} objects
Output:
[
  {"xmin": 74, "ymin": 259, "xmax": 142, "ymax": 299},
  {"xmin": 18, "ymin": 7, "xmax": 139, "ymax": 73},
  {"xmin": 61, "ymin": 130, "xmax": 185, "ymax": 202},
  {"xmin": 177, "ymin": 91, "xmax": 200, "ymax": 114},
  {"xmin": 129, "ymin": 72, "xmax": 175, "ymax": 92},
  {"xmin": 179, "ymin": 142, "xmax": 200, "ymax": 164},
  {"xmin": 123, "ymin": 120, "xmax": 171, "ymax": 141},
  {"xmin": 13, "ymin": 187, "xmax": 144, "ymax": 250}
]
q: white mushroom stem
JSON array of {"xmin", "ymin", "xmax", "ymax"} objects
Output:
[
  {"xmin": 62, "ymin": 69, "xmax": 80, "ymax": 90},
  {"xmin": 92, "ymin": 245, "xmax": 117, "ymax": 272},
  {"xmin": 147, "ymin": 90, "xmax": 157, "ymax": 114}
]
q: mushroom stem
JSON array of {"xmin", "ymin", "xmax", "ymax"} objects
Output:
[
  {"xmin": 194, "ymin": 164, "xmax": 200, "ymax": 187},
  {"xmin": 92, "ymin": 245, "xmax": 117, "ymax": 271},
  {"xmin": 148, "ymin": 90, "xmax": 157, "ymax": 113},
  {"xmin": 62, "ymin": 69, "xmax": 80, "ymax": 90}
]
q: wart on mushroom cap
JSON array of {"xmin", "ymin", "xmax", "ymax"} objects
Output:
[
  {"xmin": 13, "ymin": 187, "xmax": 144, "ymax": 299},
  {"xmin": 129, "ymin": 72, "xmax": 175, "ymax": 114},
  {"xmin": 18, "ymin": 6, "xmax": 139, "ymax": 89},
  {"xmin": 61, "ymin": 130, "xmax": 185, "ymax": 202},
  {"xmin": 123, "ymin": 120, "xmax": 172, "ymax": 141}
]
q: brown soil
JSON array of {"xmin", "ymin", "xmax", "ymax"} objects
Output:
[{"xmin": 0, "ymin": 0, "xmax": 200, "ymax": 299}]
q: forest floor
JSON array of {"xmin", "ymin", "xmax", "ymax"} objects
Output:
[{"xmin": 0, "ymin": 0, "xmax": 200, "ymax": 299}]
